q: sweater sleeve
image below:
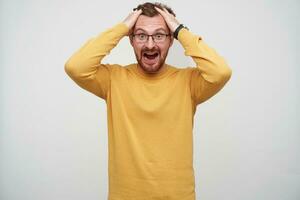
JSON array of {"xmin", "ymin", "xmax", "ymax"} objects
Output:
[
  {"xmin": 177, "ymin": 28, "xmax": 232, "ymax": 106},
  {"xmin": 64, "ymin": 23, "xmax": 129, "ymax": 100}
]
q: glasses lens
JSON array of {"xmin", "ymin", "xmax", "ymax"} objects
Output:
[
  {"xmin": 153, "ymin": 34, "xmax": 166, "ymax": 42},
  {"xmin": 138, "ymin": 34, "xmax": 147, "ymax": 41},
  {"xmin": 134, "ymin": 34, "xmax": 168, "ymax": 43}
]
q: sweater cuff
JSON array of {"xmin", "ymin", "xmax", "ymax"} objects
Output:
[
  {"xmin": 112, "ymin": 22, "xmax": 130, "ymax": 36},
  {"xmin": 177, "ymin": 28, "xmax": 203, "ymax": 56}
]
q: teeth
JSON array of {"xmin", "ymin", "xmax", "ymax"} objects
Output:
[{"xmin": 144, "ymin": 52, "xmax": 158, "ymax": 55}]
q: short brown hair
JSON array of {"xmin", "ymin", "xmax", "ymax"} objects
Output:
[{"xmin": 133, "ymin": 2, "xmax": 176, "ymax": 17}]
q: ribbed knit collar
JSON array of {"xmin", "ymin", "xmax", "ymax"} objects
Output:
[{"xmin": 132, "ymin": 63, "xmax": 171, "ymax": 80}]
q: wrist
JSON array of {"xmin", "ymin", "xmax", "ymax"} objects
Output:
[
  {"xmin": 173, "ymin": 24, "xmax": 188, "ymax": 40},
  {"xmin": 120, "ymin": 22, "xmax": 131, "ymax": 36},
  {"xmin": 171, "ymin": 22, "xmax": 181, "ymax": 32},
  {"xmin": 122, "ymin": 20, "xmax": 131, "ymax": 29}
]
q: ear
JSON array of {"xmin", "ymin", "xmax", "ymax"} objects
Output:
[
  {"xmin": 169, "ymin": 36, "xmax": 174, "ymax": 47},
  {"xmin": 129, "ymin": 35, "xmax": 134, "ymax": 46}
]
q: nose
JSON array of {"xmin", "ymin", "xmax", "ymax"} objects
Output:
[{"xmin": 144, "ymin": 36, "xmax": 155, "ymax": 49}]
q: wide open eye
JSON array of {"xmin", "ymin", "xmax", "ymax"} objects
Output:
[
  {"xmin": 154, "ymin": 34, "xmax": 164, "ymax": 40},
  {"xmin": 137, "ymin": 34, "xmax": 147, "ymax": 41}
]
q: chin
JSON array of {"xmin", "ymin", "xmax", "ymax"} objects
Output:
[
  {"xmin": 140, "ymin": 62, "xmax": 163, "ymax": 74},
  {"xmin": 137, "ymin": 56, "xmax": 166, "ymax": 74}
]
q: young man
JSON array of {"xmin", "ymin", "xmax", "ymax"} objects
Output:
[{"xmin": 65, "ymin": 2, "xmax": 232, "ymax": 200}]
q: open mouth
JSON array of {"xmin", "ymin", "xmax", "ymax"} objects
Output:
[
  {"xmin": 142, "ymin": 51, "xmax": 160, "ymax": 66},
  {"xmin": 143, "ymin": 52, "xmax": 159, "ymax": 59}
]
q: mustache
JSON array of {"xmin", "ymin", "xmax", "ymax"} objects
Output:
[{"xmin": 142, "ymin": 47, "xmax": 160, "ymax": 54}]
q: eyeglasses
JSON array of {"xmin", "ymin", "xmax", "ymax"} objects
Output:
[{"xmin": 132, "ymin": 33, "xmax": 171, "ymax": 43}]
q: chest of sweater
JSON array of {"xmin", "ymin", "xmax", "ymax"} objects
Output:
[
  {"xmin": 106, "ymin": 70, "xmax": 195, "ymax": 163},
  {"xmin": 108, "ymin": 71, "xmax": 194, "ymax": 120}
]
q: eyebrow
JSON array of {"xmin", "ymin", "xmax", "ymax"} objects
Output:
[{"xmin": 134, "ymin": 28, "xmax": 168, "ymax": 33}]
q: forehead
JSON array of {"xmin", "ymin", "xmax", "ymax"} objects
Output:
[{"xmin": 134, "ymin": 15, "xmax": 169, "ymax": 33}]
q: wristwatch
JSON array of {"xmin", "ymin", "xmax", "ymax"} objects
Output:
[{"xmin": 173, "ymin": 24, "xmax": 188, "ymax": 40}]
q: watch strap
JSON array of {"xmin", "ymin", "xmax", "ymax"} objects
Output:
[{"xmin": 173, "ymin": 24, "xmax": 188, "ymax": 40}]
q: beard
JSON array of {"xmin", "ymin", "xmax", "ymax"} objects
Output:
[{"xmin": 134, "ymin": 47, "xmax": 169, "ymax": 74}]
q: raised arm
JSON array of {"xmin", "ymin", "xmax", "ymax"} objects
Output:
[
  {"xmin": 178, "ymin": 29, "xmax": 232, "ymax": 105},
  {"xmin": 155, "ymin": 7, "xmax": 232, "ymax": 105},
  {"xmin": 64, "ymin": 9, "xmax": 142, "ymax": 100}
]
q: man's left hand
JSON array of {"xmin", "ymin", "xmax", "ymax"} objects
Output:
[{"xmin": 154, "ymin": 7, "xmax": 181, "ymax": 33}]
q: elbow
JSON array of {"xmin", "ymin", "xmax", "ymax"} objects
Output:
[
  {"xmin": 201, "ymin": 65, "xmax": 232, "ymax": 84},
  {"xmin": 215, "ymin": 65, "xmax": 232, "ymax": 84},
  {"xmin": 222, "ymin": 66, "xmax": 232, "ymax": 81},
  {"xmin": 64, "ymin": 57, "xmax": 80, "ymax": 78},
  {"xmin": 64, "ymin": 59, "xmax": 73, "ymax": 76}
]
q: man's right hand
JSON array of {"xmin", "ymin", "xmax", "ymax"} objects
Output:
[{"xmin": 122, "ymin": 9, "xmax": 142, "ymax": 35}]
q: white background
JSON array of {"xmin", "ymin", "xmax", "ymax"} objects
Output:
[{"xmin": 1, "ymin": 0, "xmax": 299, "ymax": 199}]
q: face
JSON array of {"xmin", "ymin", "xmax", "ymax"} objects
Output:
[{"xmin": 130, "ymin": 14, "xmax": 173, "ymax": 74}]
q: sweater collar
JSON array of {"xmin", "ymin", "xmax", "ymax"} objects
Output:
[{"xmin": 133, "ymin": 63, "xmax": 171, "ymax": 80}]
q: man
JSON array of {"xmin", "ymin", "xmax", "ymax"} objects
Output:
[{"xmin": 65, "ymin": 2, "xmax": 232, "ymax": 200}]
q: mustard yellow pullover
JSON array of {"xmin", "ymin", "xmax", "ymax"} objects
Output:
[{"xmin": 65, "ymin": 22, "xmax": 232, "ymax": 200}]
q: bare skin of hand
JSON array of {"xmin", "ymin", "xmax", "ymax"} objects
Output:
[
  {"xmin": 122, "ymin": 9, "xmax": 142, "ymax": 35},
  {"xmin": 154, "ymin": 7, "xmax": 181, "ymax": 33}
]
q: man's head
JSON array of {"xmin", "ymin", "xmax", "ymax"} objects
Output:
[{"xmin": 129, "ymin": 2, "xmax": 176, "ymax": 74}]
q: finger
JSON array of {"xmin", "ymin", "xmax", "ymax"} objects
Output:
[
  {"xmin": 154, "ymin": 6, "xmax": 168, "ymax": 18},
  {"xmin": 154, "ymin": 6, "xmax": 164, "ymax": 14},
  {"xmin": 133, "ymin": 8, "xmax": 140, "ymax": 12},
  {"xmin": 129, "ymin": 10, "xmax": 141, "ymax": 22},
  {"xmin": 155, "ymin": 6, "xmax": 170, "ymax": 16},
  {"xmin": 133, "ymin": 9, "xmax": 142, "ymax": 16},
  {"xmin": 162, "ymin": 7, "xmax": 170, "ymax": 14}
]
